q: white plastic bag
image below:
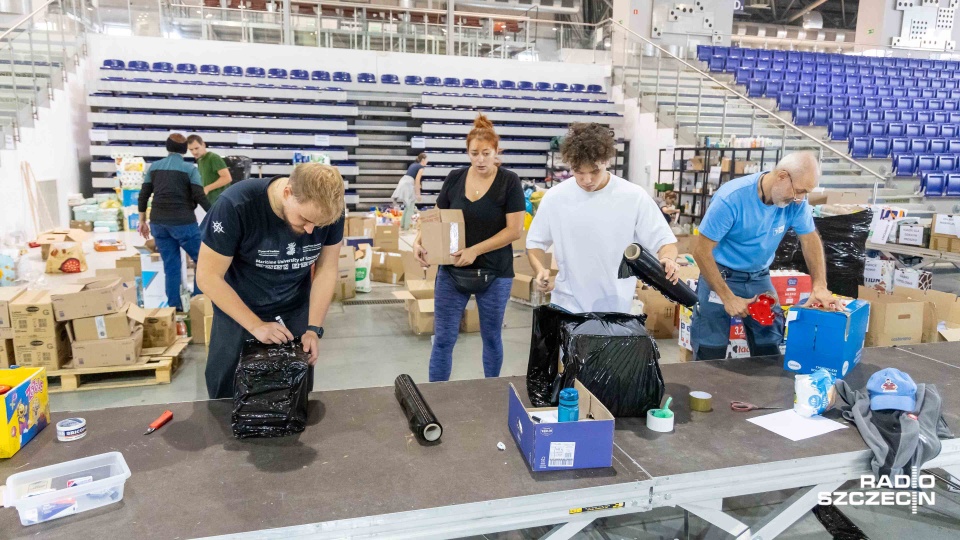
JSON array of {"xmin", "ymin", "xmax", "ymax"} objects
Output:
[
  {"xmin": 355, "ymin": 243, "xmax": 372, "ymax": 293},
  {"xmin": 794, "ymin": 368, "xmax": 837, "ymax": 418}
]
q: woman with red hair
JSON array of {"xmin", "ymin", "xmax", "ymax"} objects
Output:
[{"xmin": 413, "ymin": 115, "xmax": 525, "ymax": 382}]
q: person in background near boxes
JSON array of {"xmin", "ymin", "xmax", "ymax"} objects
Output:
[
  {"xmin": 137, "ymin": 133, "xmax": 210, "ymax": 310},
  {"xmin": 393, "ymin": 153, "xmax": 427, "ymax": 231},
  {"xmin": 187, "ymin": 134, "xmax": 232, "ymax": 207},
  {"xmin": 197, "ymin": 163, "xmax": 345, "ymax": 399},
  {"xmin": 413, "ymin": 115, "xmax": 524, "ymax": 382},
  {"xmin": 526, "ymin": 123, "xmax": 679, "ymax": 314},
  {"xmin": 691, "ymin": 152, "xmax": 841, "ymax": 361},
  {"xmin": 659, "ymin": 191, "xmax": 681, "ymax": 224}
]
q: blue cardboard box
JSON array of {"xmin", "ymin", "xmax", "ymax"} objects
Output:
[
  {"xmin": 783, "ymin": 299, "xmax": 870, "ymax": 379},
  {"xmin": 508, "ymin": 381, "xmax": 615, "ymax": 472}
]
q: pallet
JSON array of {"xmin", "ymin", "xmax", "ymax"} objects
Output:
[{"xmin": 45, "ymin": 337, "xmax": 190, "ymax": 393}]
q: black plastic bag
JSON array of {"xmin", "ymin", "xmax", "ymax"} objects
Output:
[
  {"xmin": 224, "ymin": 155, "xmax": 252, "ymax": 183},
  {"xmin": 232, "ymin": 338, "xmax": 310, "ymax": 439},
  {"xmin": 773, "ymin": 210, "xmax": 873, "ymax": 298},
  {"xmin": 526, "ymin": 306, "xmax": 665, "ymax": 417}
]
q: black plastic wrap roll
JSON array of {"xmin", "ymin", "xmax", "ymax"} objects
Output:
[
  {"xmin": 232, "ymin": 339, "xmax": 310, "ymax": 439},
  {"xmin": 618, "ymin": 243, "xmax": 698, "ymax": 307},
  {"xmin": 395, "ymin": 374, "xmax": 442, "ymax": 443}
]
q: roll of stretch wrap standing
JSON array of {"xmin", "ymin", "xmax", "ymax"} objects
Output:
[
  {"xmin": 395, "ymin": 374, "xmax": 443, "ymax": 443},
  {"xmin": 618, "ymin": 243, "xmax": 698, "ymax": 308}
]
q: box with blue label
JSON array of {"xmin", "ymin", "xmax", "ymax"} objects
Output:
[
  {"xmin": 508, "ymin": 381, "xmax": 614, "ymax": 472},
  {"xmin": 0, "ymin": 366, "xmax": 50, "ymax": 458},
  {"xmin": 783, "ymin": 299, "xmax": 870, "ymax": 379}
]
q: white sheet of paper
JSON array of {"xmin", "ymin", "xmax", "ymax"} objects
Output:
[
  {"xmin": 746, "ymin": 410, "xmax": 848, "ymax": 442},
  {"xmin": 533, "ymin": 410, "xmax": 559, "ymax": 423},
  {"xmin": 237, "ymin": 133, "xmax": 253, "ymax": 145},
  {"xmin": 871, "ymin": 220, "xmax": 895, "ymax": 245}
]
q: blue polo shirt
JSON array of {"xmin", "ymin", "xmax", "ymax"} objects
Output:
[{"xmin": 699, "ymin": 172, "xmax": 816, "ymax": 272}]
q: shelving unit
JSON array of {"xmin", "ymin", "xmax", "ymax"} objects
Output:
[
  {"xmin": 658, "ymin": 146, "xmax": 781, "ymax": 224},
  {"xmin": 545, "ymin": 137, "xmax": 627, "ymax": 188}
]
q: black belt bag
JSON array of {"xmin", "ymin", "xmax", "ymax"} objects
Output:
[{"xmin": 445, "ymin": 266, "xmax": 498, "ymax": 295}]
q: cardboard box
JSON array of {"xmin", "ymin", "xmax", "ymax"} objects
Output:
[
  {"xmin": 858, "ymin": 286, "xmax": 925, "ymax": 347},
  {"xmin": 0, "ymin": 286, "xmax": 25, "ymax": 328},
  {"xmin": 344, "ymin": 236, "xmax": 375, "ymax": 251},
  {"xmin": 373, "ymin": 224, "xmax": 400, "ymax": 252},
  {"xmin": 720, "ymin": 158, "xmax": 756, "ymax": 175},
  {"xmin": 10, "ymin": 290, "xmax": 56, "ymax": 339},
  {"xmin": 769, "ymin": 270, "xmax": 813, "ymax": 306},
  {"xmin": 889, "ymin": 287, "xmax": 960, "ymax": 343},
  {"xmin": 930, "ymin": 235, "xmax": 951, "ymax": 252},
  {"xmin": 783, "ymin": 299, "xmax": 870, "ymax": 378},
  {"xmin": 400, "ymin": 250, "xmax": 438, "ymax": 282},
  {"xmin": 512, "ymin": 275, "xmax": 535, "ymax": 301},
  {"xmin": 371, "ymin": 250, "xmax": 405, "ymax": 284},
  {"xmin": 190, "ymin": 295, "xmax": 213, "ymax": 344},
  {"xmin": 35, "ymin": 228, "xmax": 89, "ymax": 260},
  {"xmin": 69, "ymin": 220, "xmax": 94, "ymax": 232},
  {"xmin": 514, "ymin": 251, "xmax": 554, "ymax": 278},
  {"xmin": 893, "ymin": 268, "xmax": 933, "ymax": 292},
  {"xmin": 808, "ymin": 189, "xmax": 872, "ymax": 206},
  {"xmin": 863, "ymin": 258, "xmax": 895, "ymax": 292},
  {"xmin": 688, "ymin": 156, "xmax": 706, "ymax": 171},
  {"xmin": 96, "ymin": 267, "xmax": 140, "ymax": 307},
  {"xmin": 513, "ymin": 229, "xmax": 527, "ymax": 253},
  {"xmin": 931, "ymin": 214, "xmax": 958, "ymax": 237},
  {"xmin": 346, "ymin": 216, "xmax": 376, "ymax": 238},
  {"xmin": 637, "ymin": 286, "xmax": 677, "ymax": 339},
  {"xmin": 116, "ymin": 255, "xmax": 143, "ymax": 277},
  {"xmin": 407, "ymin": 299, "xmax": 435, "ymax": 335},
  {"xmin": 141, "ymin": 307, "xmax": 177, "ymax": 348},
  {"xmin": 897, "ymin": 223, "xmax": 930, "ymax": 248},
  {"xmin": 678, "ymin": 306, "xmax": 693, "ymax": 353},
  {"xmin": 460, "ymin": 300, "xmax": 480, "ymax": 333},
  {"xmin": 420, "ymin": 208, "xmax": 466, "ymax": 266},
  {"xmin": 508, "ymin": 381, "xmax": 614, "ymax": 472},
  {"xmin": 71, "ymin": 325, "xmax": 144, "ymax": 368},
  {"xmin": 14, "ymin": 323, "xmax": 70, "ymax": 370},
  {"xmin": 0, "ymin": 367, "xmax": 50, "ymax": 458},
  {"xmin": 50, "ymin": 278, "xmax": 126, "ymax": 321},
  {"xmin": 0, "ymin": 336, "xmax": 13, "ymax": 368},
  {"xmin": 71, "ymin": 306, "xmax": 136, "ymax": 341},
  {"xmin": 334, "ymin": 269, "xmax": 357, "ymax": 301},
  {"xmin": 952, "ymin": 237, "xmax": 960, "ymax": 255}
]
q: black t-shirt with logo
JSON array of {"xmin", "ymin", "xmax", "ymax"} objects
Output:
[
  {"xmin": 436, "ymin": 167, "xmax": 526, "ymax": 278},
  {"xmin": 200, "ymin": 177, "xmax": 344, "ymax": 317}
]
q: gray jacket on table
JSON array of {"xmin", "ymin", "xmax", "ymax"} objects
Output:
[{"xmin": 834, "ymin": 381, "xmax": 953, "ymax": 478}]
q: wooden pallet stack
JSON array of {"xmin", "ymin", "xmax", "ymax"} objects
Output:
[{"xmin": 46, "ymin": 337, "xmax": 191, "ymax": 393}]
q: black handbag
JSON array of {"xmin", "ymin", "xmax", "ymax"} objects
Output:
[{"xmin": 445, "ymin": 266, "xmax": 498, "ymax": 295}]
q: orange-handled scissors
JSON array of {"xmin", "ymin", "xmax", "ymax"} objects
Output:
[{"xmin": 730, "ymin": 401, "xmax": 784, "ymax": 412}]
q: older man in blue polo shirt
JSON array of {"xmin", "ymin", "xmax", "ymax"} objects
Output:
[{"xmin": 691, "ymin": 152, "xmax": 842, "ymax": 361}]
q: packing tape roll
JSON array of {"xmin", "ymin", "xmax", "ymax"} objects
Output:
[
  {"xmin": 646, "ymin": 409, "xmax": 674, "ymax": 433},
  {"xmin": 689, "ymin": 391, "xmax": 713, "ymax": 412}
]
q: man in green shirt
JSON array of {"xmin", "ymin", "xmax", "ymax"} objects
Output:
[{"xmin": 187, "ymin": 134, "xmax": 232, "ymax": 206}]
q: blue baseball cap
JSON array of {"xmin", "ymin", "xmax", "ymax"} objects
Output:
[{"xmin": 867, "ymin": 368, "xmax": 917, "ymax": 412}]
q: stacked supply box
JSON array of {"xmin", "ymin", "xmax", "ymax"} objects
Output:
[
  {"xmin": 931, "ymin": 214, "xmax": 960, "ymax": 253},
  {"xmin": 10, "ymin": 290, "xmax": 69, "ymax": 370}
]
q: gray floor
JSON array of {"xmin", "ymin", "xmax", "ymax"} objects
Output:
[{"xmin": 46, "ymin": 270, "xmax": 960, "ymax": 540}]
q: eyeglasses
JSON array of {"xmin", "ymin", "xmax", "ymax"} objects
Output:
[{"xmin": 784, "ymin": 172, "xmax": 808, "ymax": 203}]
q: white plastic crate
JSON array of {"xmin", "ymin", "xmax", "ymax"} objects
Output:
[{"xmin": 2, "ymin": 452, "xmax": 131, "ymax": 526}]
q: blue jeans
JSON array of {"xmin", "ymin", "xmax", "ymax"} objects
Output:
[
  {"xmin": 429, "ymin": 266, "xmax": 514, "ymax": 382},
  {"xmin": 690, "ymin": 264, "xmax": 784, "ymax": 361},
  {"xmin": 150, "ymin": 222, "xmax": 202, "ymax": 311}
]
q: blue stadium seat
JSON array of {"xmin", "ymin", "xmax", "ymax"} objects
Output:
[
  {"xmin": 848, "ymin": 108, "xmax": 867, "ymax": 121},
  {"xmin": 312, "ymin": 70, "xmax": 331, "ymax": 81},
  {"xmin": 948, "ymin": 139, "xmax": 960, "ymax": 153},
  {"xmin": 764, "ymin": 81, "xmax": 782, "ymax": 97},
  {"xmin": 333, "ymin": 71, "xmax": 352, "ymax": 82},
  {"xmin": 709, "ymin": 56, "xmax": 725, "ymax": 72},
  {"xmin": 866, "ymin": 108, "xmax": 883, "ymax": 122},
  {"xmin": 798, "ymin": 82, "xmax": 815, "ymax": 94},
  {"xmin": 829, "ymin": 107, "xmax": 849, "ymax": 122},
  {"xmin": 813, "ymin": 94, "xmax": 831, "ymax": 107},
  {"xmin": 829, "ymin": 120, "xmax": 850, "ymax": 140},
  {"xmin": 443, "ymin": 78, "xmax": 461, "ymax": 87},
  {"xmin": 778, "ymin": 93, "xmax": 797, "ymax": 111},
  {"xmin": 848, "ymin": 96, "xmax": 866, "ymax": 108},
  {"xmin": 794, "ymin": 106, "xmax": 813, "ymax": 125},
  {"xmin": 929, "ymin": 138, "xmax": 948, "ymax": 153},
  {"xmin": 901, "ymin": 110, "xmax": 918, "ymax": 123},
  {"xmin": 868, "ymin": 121, "xmax": 887, "ymax": 136},
  {"xmin": 891, "ymin": 84, "xmax": 906, "ymax": 96},
  {"xmin": 698, "ymin": 45, "xmax": 714, "ymax": 62},
  {"xmin": 400, "ymin": 75, "xmax": 421, "ymax": 86},
  {"xmin": 198, "ymin": 64, "xmax": 220, "ymax": 76},
  {"xmin": 268, "ymin": 68, "xmax": 288, "ymax": 79},
  {"xmin": 943, "ymin": 125, "xmax": 960, "ymax": 138},
  {"xmin": 587, "ymin": 84, "xmax": 604, "ymax": 94},
  {"xmin": 500, "ymin": 80, "xmax": 517, "ymax": 90},
  {"xmin": 871, "ymin": 137, "xmax": 891, "ymax": 158},
  {"xmin": 938, "ymin": 155, "xmax": 957, "ymax": 173},
  {"xmin": 423, "ymin": 77, "xmax": 441, "ymax": 86},
  {"xmin": 888, "ymin": 122, "xmax": 906, "ymax": 137},
  {"xmin": 462, "ymin": 78, "xmax": 480, "ymax": 88},
  {"xmin": 910, "ymin": 138, "xmax": 930, "ymax": 153},
  {"xmin": 797, "ymin": 93, "xmax": 815, "ymax": 107},
  {"xmin": 882, "ymin": 110, "xmax": 901, "ymax": 122},
  {"xmin": 814, "ymin": 82, "xmax": 830, "ymax": 94},
  {"xmin": 934, "ymin": 111, "xmax": 950, "ymax": 123},
  {"xmin": 813, "ymin": 106, "xmax": 830, "ymax": 126},
  {"xmin": 380, "ymin": 74, "xmax": 399, "ymax": 84},
  {"xmin": 127, "ymin": 60, "xmax": 149, "ymax": 71},
  {"xmin": 877, "ymin": 86, "xmax": 893, "ymax": 97},
  {"xmin": 923, "ymin": 123, "xmax": 941, "ymax": 137},
  {"xmin": 924, "ymin": 173, "xmax": 946, "ymax": 196},
  {"xmin": 175, "ymin": 63, "xmax": 196, "ymax": 74},
  {"xmin": 482, "ymin": 79, "xmax": 498, "ymax": 89},
  {"xmin": 223, "ymin": 65, "xmax": 242, "ymax": 77},
  {"xmin": 893, "ymin": 154, "xmax": 917, "ymax": 176},
  {"xmin": 785, "ymin": 70, "xmax": 800, "ymax": 82},
  {"xmin": 849, "ymin": 137, "xmax": 871, "ymax": 158},
  {"xmin": 102, "ymin": 59, "xmax": 124, "ymax": 70},
  {"xmin": 929, "ymin": 98, "xmax": 944, "ymax": 110},
  {"xmin": 947, "ymin": 174, "xmax": 960, "ymax": 197},
  {"xmin": 570, "ymin": 83, "xmax": 585, "ymax": 93},
  {"xmin": 782, "ymin": 81, "xmax": 800, "ymax": 93},
  {"xmin": 245, "ymin": 67, "xmax": 265, "ymax": 78},
  {"xmin": 830, "ymin": 95, "xmax": 849, "ymax": 108},
  {"xmin": 906, "ymin": 123, "xmax": 923, "ymax": 137},
  {"xmin": 748, "ymin": 80, "xmax": 765, "ymax": 97},
  {"xmin": 937, "ymin": 89, "xmax": 952, "ymax": 100},
  {"xmin": 891, "ymin": 137, "xmax": 909, "ymax": 156},
  {"xmin": 907, "ymin": 87, "xmax": 922, "ymax": 97},
  {"xmin": 552, "ymin": 82, "xmax": 569, "ymax": 92},
  {"xmin": 918, "ymin": 154, "xmax": 938, "ymax": 174},
  {"xmin": 290, "ymin": 69, "xmax": 308, "ymax": 80},
  {"xmin": 850, "ymin": 121, "xmax": 868, "ymax": 137},
  {"xmin": 151, "ymin": 62, "xmax": 173, "ymax": 73},
  {"xmin": 741, "ymin": 58, "xmax": 758, "ymax": 70}
]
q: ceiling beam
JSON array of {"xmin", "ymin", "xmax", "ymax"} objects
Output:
[{"xmin": 785, "ymin": 0, "xmax": 830, "ymax": 23}]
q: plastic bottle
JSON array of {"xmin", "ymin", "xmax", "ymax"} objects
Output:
[{"xmin": 558, "ymin": 388, "xmax": 580, "ymax": 422}]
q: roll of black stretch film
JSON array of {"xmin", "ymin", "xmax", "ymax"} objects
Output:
[
  {"xmin": 395, "ymin": 374, "xmax": 443, "ymax": 443},
  {"xmin": 618, "ymin": 243, "xmax": 698, "ymax": 308}
]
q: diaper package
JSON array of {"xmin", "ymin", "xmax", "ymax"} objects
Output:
[{"xmin": 794, "ymin": 368, "xmax": 837, "ymax": 418}]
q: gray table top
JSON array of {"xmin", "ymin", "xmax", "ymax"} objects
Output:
[{"xmin": 2, "ymin": 343, "xmax": 957, "ymax": 538}]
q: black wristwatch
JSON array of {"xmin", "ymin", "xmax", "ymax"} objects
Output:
[{"xmin": 306, "ymin": 325, "xmax": 324, "ymax": 339}]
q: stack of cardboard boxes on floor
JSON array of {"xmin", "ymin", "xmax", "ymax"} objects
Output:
[
  {"xmin": 335, "ymin": 214, "xmax": 407, "ymax": 302},
  {"xmin": 510, "ymin": 230, "xmax": 556, "ymax": 306}
]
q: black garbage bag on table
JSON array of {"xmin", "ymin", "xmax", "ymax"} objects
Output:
[
  {"xmin": 772, "ymin": 209, "xmax": 873, "ymax": 298},
  {"xmin": 232, "ymin": 338, "xmax": 310, "ymax": 439},
  {"xmin": 224, "ymin": 155, "xmax": 252, "ymax": 183},
  {"xmin": 526, "ymin": 306, "xmax": 665, "ymax": 417}
]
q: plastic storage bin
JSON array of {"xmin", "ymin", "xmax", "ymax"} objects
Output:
[{"xmin": 2, "ymin": 452, "xmax": 131, "ymax": 526}]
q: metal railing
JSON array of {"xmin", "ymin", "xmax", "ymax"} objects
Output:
[
  {"xmin": 0, "ymin": 0, "xmax": 91, "ymax": 143},
  {"xmin": 603, "ymin": 19, "xmax": 886, "ymax": 194}
]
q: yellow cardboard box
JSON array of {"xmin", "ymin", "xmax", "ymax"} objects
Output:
[{"xmin": 0, "ymin": 366, "xmax": 50, "ymax": 458}]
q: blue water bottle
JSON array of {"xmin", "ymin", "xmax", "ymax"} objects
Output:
[{"xmin": 558, "ymin": 388, "xmax": 580, "ymax": 423}]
